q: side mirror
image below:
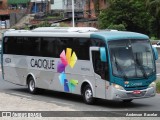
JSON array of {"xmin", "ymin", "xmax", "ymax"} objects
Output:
[
  {"xmin": 152, "ymin": 46, "xmax": 158, "ymax": 60},
  {"xmin": 100, "ymin": 47, "xmax": 107, "ymax": 62}
]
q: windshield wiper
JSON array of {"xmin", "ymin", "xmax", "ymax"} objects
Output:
[
  {"xmin": 134, "ymin": 53, "xmax": 148, "ymax": 79},
  {"xmin": 114, "ymin": 53, "xmax": 128, "ymax": 80}
]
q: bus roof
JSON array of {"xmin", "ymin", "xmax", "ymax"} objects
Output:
[
  {"xmin": 3, "ymin": 27, "xmax": 149, "ymax": 41},
  {"xmin": 91, "ymin": 31, "xmax": 149, "ymax": 42}
]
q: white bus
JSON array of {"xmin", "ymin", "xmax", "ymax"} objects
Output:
[{"xmin": 1, "ymin": 27, "xmax": 158, "ymax": 104}]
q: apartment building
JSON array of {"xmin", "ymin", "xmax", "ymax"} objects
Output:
[
  {"xmin": 76, "ymin": 0, "xmax": 107, "ymax": 27},
  {"xmin": 29, "ymin": 0, "xmax": 49, "ymax": 13},
  {"xmin": 0, "ymin": 0, "xmax": 9, "ymax": 21},
  {"xmin": 50, "ymin": 0, "xmax": 84, "ymax": 18},
  {"xmin": 63, "ymin": 0, "xmax": 84, "ymax": 18},
  {"xmin": 50, "ymin": 0, "xmax": 63, "ymax": 11},
  {"xmin": 50, "ymin": 0, "xmax": 107, "ymax": 27}
]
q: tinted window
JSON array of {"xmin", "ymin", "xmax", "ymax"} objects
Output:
[
  {"xmin": 4, "ymin": 37, "xmax": 106, "ymax": 60},
  {"xmin": 41, "ymin": 37, "xmax": 54, "ymax": 57},
  {"xmin": 70, "ymin": 38, "xmax": 90, "ymax": 60},
  {"xmin": 28, "ymin": 37, "xmax": 41, "ymax": 56},
  {"xmin": 4, "ymin": 37, "xmax": 17, "ymax": 54},
  {"xmin": 4, "ymin": 37, "xmax": 41, "ymax": 56}
]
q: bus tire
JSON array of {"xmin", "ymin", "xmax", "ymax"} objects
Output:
[
  {"xmin": 123, "ymin": 99, "xmax": 133, "ymax": 103},
  {"xmin": 83, "ymin": 85, "xmax": 95, "ymax": 104},
  {"xmin": 27, "ymin": 77, "xmax": 37, "ymax": 94}
]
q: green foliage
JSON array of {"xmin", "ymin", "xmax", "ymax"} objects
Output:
[
  {"xmin": 24, "ymin": 26, "xmax": 30, "ymax": 30},
  {"xmin": 146, "ymin": 0, "xmax": 160, "ymax": 17},
  {"xmin": 107, "ymin": 24, "xmax": 126, "ymax": 31},
  {"xmin": 98, "ymin": 0, "xmax": 158, "ymax": 38},
  {"xmin": 150, "ymin": 36, "xmax": 158, "ymax": 40},
  {"xmin": 46, "ymin": 15, "xmax": 63, "ymax": 20},
  {"xmin": 156, "ymin": 82, "xmax": 160, "ymax": 93},
  {"xmin": 36, "ymin": 21, "xmax": 51, "ymax": 27},
  {"xmin": 59, "ymin": 22, "xmax": 69, "ymax": 27},
  {"xmin": 12, "ymin": 27, "xmax": 18, "ymax": 30},
  {"xmin": 146, "ymin": 0, "xmax": 160, "ymax": 38}
]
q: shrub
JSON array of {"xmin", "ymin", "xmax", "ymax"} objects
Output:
[
  {"xmin": 107, "ymin": 24, "xmax": 126, "ymax": 31},
  {"xmin": 156, "ymin": 82, "xmax": 160, "ymax": 93}
]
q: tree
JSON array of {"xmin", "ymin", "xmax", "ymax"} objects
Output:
[
  {"xmin": 146, "ymin": 0, "xmax": 160, "ymax": 16},
  {"xmin": 146, "ymin": 0, "xmax": 160, "ymax": 38},
  {"xmin": 107, "ymin": 24, "xmax": 126, "ymax": 31},
  {"xmin": 98, "ymin": 0, "xmax": 153, "ymax": 36}
]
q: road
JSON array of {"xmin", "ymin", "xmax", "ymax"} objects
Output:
[{"xmin": 0, "ymin": 67, "xmax": 160, "ymax": 112}]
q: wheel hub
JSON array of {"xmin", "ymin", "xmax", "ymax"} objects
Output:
[
  {"xmin": 29, "ymin": 80, "xmax": 35, "ymax": 92},
  {"xmin": 85, "ymin": 89, "xmax": 92, "ymax": 101}
]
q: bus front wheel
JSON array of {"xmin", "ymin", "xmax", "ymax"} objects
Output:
[
  {"xmin": 83, "ymin": 85, "xmax": 95, "ymax": 104},
  {"xmin": 27, "ymin": 77, "xmax": 37, "ymax": 94}
]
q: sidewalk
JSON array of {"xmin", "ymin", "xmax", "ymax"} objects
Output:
[{"xmin": 0, "ymin": 92, "xmax": 116, "ymax": 120}]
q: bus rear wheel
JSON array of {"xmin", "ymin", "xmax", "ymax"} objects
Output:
[
  {"xmin": 83, "ymin": 85, "xmax": 95, "ymax": 104},
  {"xmin": 28, "ymin": 77, "xmax": 37, "ymax": 94}
]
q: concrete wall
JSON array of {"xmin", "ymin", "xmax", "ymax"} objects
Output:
[
  {"xmin": 84, "ymin": 0, "xmax": 107, "ymax": 18},
  {"xmin": 76, "ymin": 21, "xmax": 98, "ymax": 28},
  {"xmin": 10, "ymin": 10, "xmax": 26, "ymax": 27}
]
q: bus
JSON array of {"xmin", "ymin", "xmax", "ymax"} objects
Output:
[{"xmin": 1, "ymin": 27, "xmax": 158, "ymax": 104}]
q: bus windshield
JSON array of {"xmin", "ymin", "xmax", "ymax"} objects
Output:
[{"xmin": 108, "ymin": 39, "xmax": 155, "ymax": 79}]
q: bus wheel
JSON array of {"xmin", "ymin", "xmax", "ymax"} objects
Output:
[
  {"xmin": 83, "ymin": 85, "xmax": 95, "ymax": 104},
  {"xmin": 123, "ymin": 99, "xmax": 133, "ymax": 103},
  {"xmin": 28, "ymin": 77, "xmax": 37, "ymax": 94}
]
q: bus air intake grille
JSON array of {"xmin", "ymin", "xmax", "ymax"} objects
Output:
[{"xmin": 125, "ymin": 86, "xmax": 148, "ymax": 91}]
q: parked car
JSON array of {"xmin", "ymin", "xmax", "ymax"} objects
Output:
[
  {"xmin": 156, "ymin": 41, "xmax": 160, "ymax": 45},
  {"xmin": 152, "ymin": 41, "xmax": 160, "ymax": 48}
]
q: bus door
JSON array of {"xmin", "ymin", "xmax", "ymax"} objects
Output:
[{"xmin": 90, "ymin": 47, "xmax": 106, "ymax": 99}]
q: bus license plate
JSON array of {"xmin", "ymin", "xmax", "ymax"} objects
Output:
[{"xmin": 133, "ymin": 90, "xmax": 141, "ymax": 94}]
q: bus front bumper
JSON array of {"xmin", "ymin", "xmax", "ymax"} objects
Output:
[{"xmin": 111, "ymin": 86, "xmax": 156, "ymax": 100}]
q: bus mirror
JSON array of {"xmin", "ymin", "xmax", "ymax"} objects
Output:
[
  {"xmin": 100, "ymin": 47, "xmax": 107, "ymax": 62},
  {"xmin": 152, "ymin": 46, "xmax": 158, "ymax": 60}
]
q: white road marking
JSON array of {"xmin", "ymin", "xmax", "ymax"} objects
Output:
[
  {"xmin": 10, "ymin": 92, "xmax": 73, "ymax": 106},
  {"xmin": 50, "ymin": 100, "xmax": 73, "ymax": 106},
  {"xmin": 10, "ymin": 93, "xmax": 31, "ymax": 98}
]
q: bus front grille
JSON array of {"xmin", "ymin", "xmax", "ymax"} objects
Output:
[{"xmin": 125, "ymin": 86, "xmax": 148, "ymax": 91}]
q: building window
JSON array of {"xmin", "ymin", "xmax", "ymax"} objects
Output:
[{"xmin": 51, "ymin": 0, "xmax": 54, "ymax": 4}]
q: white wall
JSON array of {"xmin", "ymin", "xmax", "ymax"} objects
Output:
[{"xmin": 50, "ymin": 0, "xmax": 63, "ymax": 10}]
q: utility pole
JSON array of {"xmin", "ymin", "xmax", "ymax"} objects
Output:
[{"xmin": 72, "ymin": 0, "xmax": 75, "ymax": 27}]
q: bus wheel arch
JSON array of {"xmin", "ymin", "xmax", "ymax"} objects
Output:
[
  {"xmin": 26, "ymin": 74, "xmax": 37, "ymax": 94},
  {"xmin": 81, "ymin": 82, "xmax": 95, "ymax": 104}
]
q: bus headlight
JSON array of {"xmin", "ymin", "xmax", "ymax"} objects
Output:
[
  {"xmin": 149, "ymin": 82, "xmax": 156, "ymax": 88},
  {"xmin": 113, "ymin": 84, "xmax": 124, "ymax": 90}
]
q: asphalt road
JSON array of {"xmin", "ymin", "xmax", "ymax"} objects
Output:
[{"xmin": 0, "ymin": 66, "xmax": 160, "ymax": 112}]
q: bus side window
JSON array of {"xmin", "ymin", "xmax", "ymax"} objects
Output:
[{"xmin": 92, "ymin": 51, "xmax": 109, "ymax": 80}]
